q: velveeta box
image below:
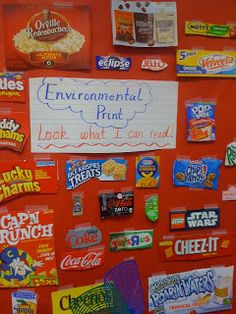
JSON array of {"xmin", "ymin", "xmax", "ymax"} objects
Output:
[{"xmin": 176, "ymin": 49, "xmax": 236, "ymax": 77}]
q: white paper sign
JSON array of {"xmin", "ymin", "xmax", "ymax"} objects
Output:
[{"xmin": 29, "ymin": 78, "xmax": 178, "ymax": 153}]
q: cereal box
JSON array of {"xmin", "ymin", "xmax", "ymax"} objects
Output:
[
  {"xmin": 3, "ymin": 4, "xmax": 91, "ymax": 70},
  {"xmin": 0, "ymin": 209, "xmax": 58, "ymax": 288},
  {"xmin": 177, "ymin": 49, "xmax": 236, "ymax": 77},
  {"xmin": 185, "ymin": 21, "xmax": 236, "ymax": 38},
  {"xmin": 136, "ymin": 156, "xmax": 160, "ymax": 188},
  {"xmin": 149, "ymin": 266, "xmax": 234, "ymax": 313}
]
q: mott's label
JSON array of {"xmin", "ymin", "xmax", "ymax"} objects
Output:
[
  {"xmin": 159, "ymin": 233, "xmax": 233, "ymax": 261},
  {"xmin": 0, "ymin": 113, "xmax": 29, "ymax": 152},
  {"xmin": 12, "ymin": 291, "xmax": 37, "ymax": 314},
  {"xmin": 185, "ymin": 21, "xmax": 236, "ymax": 38},
  {"xmin": 0, "ymin": 73, "xmax": 25, "ymax": 102},
  {"xmin": 225, "ymin": 141, "xmax": 236, "ymax": 166},
  {"xmin": 177, "ymin": 49, "xmax": 236, "ymax": 77},
  {"xmin": 109, "ymin": 229, "xmax": 153, "ymax": 251},
  {"xmin": 148, "ymin": 266, "xmax": 234, "ymax": 313}
]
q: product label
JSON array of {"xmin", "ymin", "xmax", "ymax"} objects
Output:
[
  {"xmin": 159, "ymin": 233, "xmax": 233, "ymax": 261},
  {"xmin": 177, "ymin": 49, "xmax": 236, "ymax": 77},
  {"xmin": 109, "ymin": 229, "xmax": 153, "ymax": 251},
  {"xmin": 60, "ymin": 246, "xmax": 105, "ymax": 271},
  {"xmin": 65, "ymin": 226, "xmax": 102, "ymax": 249},
  {"xmin": 0, "ymin": 160, "xmax": 58, "ymax": 204},
  {"xmin": 0, "ymin": 73, "xmax": 25, "ymax": 102},
  {"xmin": 0, "ymin": 209, "xmax": 58, "ymax": 288},
  {"xmin": 222, "ymin": 186, "xmax": 236, "ymax": 201},
  {"xmin": 66, "ymin": 159, "xmax": 127, "ymax": 190},
  {"xmin": 136, "ymin": 156, "xmax": 160, "ymax": 188},
  {"xmin": 185, "ymin": 21, "xmax": 236, "ymax": 38},
  {"xmin": 148, "ymin": 266, "xmax": 234, "ymax": 313},
  {"xmin": 225, "ymin": 141, "xmax": 236, "ymax": 166},
  {"xmin": 186, "ymin": 102, "xmax": 216, "ymax": 142},
  {"xmin": 170, "ymin": 208, "xmax": 220, "ymax": 231},
  {"xmin": 12, "ymin": 291, "xmax": 37, "ymax": 314},
  {"xmin": 99, "ymin": 191, "xmax": 134, "ymax": 218},
  {"xmin": 141, "ymin": 59, "xmax": 168, "ymax": 71},
  {"xmin": 173, "ymin": 158, "xmax": 222, "ymax": 190},
  {"xmin": 96, "ymin": 56, "xmax": 131, "ymax": 70},
  {"xmin": 0, "ymin": 113, "xmax": 29, "ymax": 152}
]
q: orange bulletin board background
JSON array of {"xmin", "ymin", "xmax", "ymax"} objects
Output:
[{"xmin": 0, "ymin": 0, "xmax": 236, "ymax": 313}]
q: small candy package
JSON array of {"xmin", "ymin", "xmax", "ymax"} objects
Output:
[
  {"xmin": 145, "ymin": 195, "xmax": 158, "ymax": 222},
  {"xmin": 99, "ymin": 191, "xmax": 134, "ymax": 218},
  {"xmin": 173, "ymin": 158, "xmax": 222, "ymax": 190},
  {"xmin": 136, "ymin": 156, "xmax": 160, "ymax": 188},
  {"xmin": 72, "ymin": 192, "xmax": 84, "ymax": 216},
  {"xmin": 186, "ymin": 101, "xmax": 216, "ymax": 142},
  {"xmin": 12, "ymin": 290, "xmax": 37, "ymax": 314}
]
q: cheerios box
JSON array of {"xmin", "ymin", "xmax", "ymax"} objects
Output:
[
  {"xmin": 177, "ymin": 49, "xmax": 236, "ymax": 77},
  {"xmin": 3, "ymin": 4, "xmax": 91, "ymax": 70},
  {"xmin": 136, "ymin": 156, "xmax": 160, "ymax": 188}
]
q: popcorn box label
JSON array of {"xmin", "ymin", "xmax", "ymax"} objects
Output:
[
  {"xmin": 60, "ymin": 246, "xmax": 105, "ymax": 271},
  {"xmin": 0, "ymin": 209, "xmax": 58, "ymax": 288},
  {"xmin": 109, "ymin": 229, "xmax": 153, "ymax": 251},
  {"xmin": 99, "ymin": 191, "xmax": 134, "ymax": 218},
  {"xmin": 12, "ymin": 291, "xmax": 37, "ymax": 314},
  {"xmin": 66, "ymin": 159, "xmax": 127, "ymax": 190},
  {"xmin": 0, "ymin": 160, "xmax": 58, "ymax": 204},
  {"xmin": 0, "ymin": 113, "xmax": 29, "ymax": 152},
  {"xmin": 148, "ymin": 266, "xmax": 234, "ymax": 313},
  {"xmin": 96, "ymin": 56, "xmax": 131, "ymax": 70},
  {"xmin": 225, "ymin": 142, "xmax": 236, "ymax": 166},
  {"xmin": 3, "ymin": 4, "xmax": 91, "ymax": 70},
  {"xmin": 136, "ymin": 156, "xmax": 160, "ymax": 188},
  {"xmin": 185, "ymin": 21, "xmax": 236, "ymax": 38},
  {"xmin": 159, "ymin": 233, "xmax": 233, "ymax": 261},
  {"xmin": 173, "ymin": 158, "xmax": 222, "ymax": 190},
  {"xmin": 177, "ymin": 49, "xmax": 236, "ymax": 77},
  {"xmin": 186, "ymin": 102, "xmax": 216, "ymax": 142},
  {"xmin": 170, "ymin": 208, "xmax": 220, "ymax": 231},
  {"xmin": 0, "ymin": 73, "xmax": 25, "ymax": 102},
  {"xmin": 65, "ymin": 226, "xmax": 102, "ymax": 249}
]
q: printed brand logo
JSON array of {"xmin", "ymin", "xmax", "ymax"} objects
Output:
[
  {"xmin": 27, "ymin": 9, "xmax": 71, "ymax": 42},
  {"xmin": 225, "ymin": 142, "xmax": 236, "ymax": 166},
  {"xmin": 109, "ymin": 230, "xmax": 153, "ymax": 251},
  {"xmin": 191, "ymin": 103, "xmax": 212, "ymax": 119},
  {"xmin": 199, "ymin": 54, "xmax": 235, "ymax": 73},
  {"xmin": 170, "ymin": 208, "xmax": 220, "ymax": 231},
  {"xmin": 60, "ymin": 246, "xmax": 104, "ymax": 271},
  {"xmin": 185, "ymin": 163, "xmax": 207, "ymax": 184},
  {"xmin": 141, "ymin": 59, "xmax": 168, "ymax": 72},
  {"xmin": 0, "ymin": 73, "xmax": 25, "ymax": 102},
  {"xmin": 96, "ymin": 56, "xmax": 131, "ymax": 70},
  {"xmin": 65, "ymin": 226, "xmax": 102, "ymax": 249},
  {"xmin": 159, "ymin": 233, "xmax": 233, "ymax": 261}
]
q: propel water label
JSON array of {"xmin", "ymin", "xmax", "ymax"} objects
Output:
[
  {"xmin": 96, "ymin": 56, "xmax": 131, "ymax": 70},
  {"xmin": 225, "ymin": 142, "xmax": 236, "ymax": 166}
]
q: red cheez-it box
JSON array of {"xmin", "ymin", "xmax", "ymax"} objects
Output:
[
  {"xmin": 0, "ymin": 73, "xmax": 25, "ymax": 102},
  {"xmin": 0, "ymin": 160, "xmax": 58, "ymax": 204},
  {"xmin": 3, "ymin": 4, "xmax": 91, "ymax": 70}
]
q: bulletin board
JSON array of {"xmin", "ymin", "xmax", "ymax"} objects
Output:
[{"xmin": 0, "ymin": 0, "xmax": 236, "ymax": 313}]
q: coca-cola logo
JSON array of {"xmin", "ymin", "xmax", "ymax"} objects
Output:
[
  {"xmin": 60, "ymin": 247, "xmax": 104, "ymax": 270},
  {"xmin": 199, "ymin": 54, "xmax": 235, "ymax": 73},
  {"xmin": 27, "ymin": 9, "xmax": 71, "ymax": 42},
  {"xmin": 107, "ymin": 197, "xmax": 133, "ymax": 208}
]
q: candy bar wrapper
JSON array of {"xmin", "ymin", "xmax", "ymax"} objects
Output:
[
  {"xmin": 186, "ymin": 102, "xmax": 216, "ymax": 142},
  {"xmin": 173, "ymin": 158, "xmax": 222, "ymax": 190},
  {"xmin": 12, "ymin": 291, "xmax": 37, "ymax": 314},
  {"xmin": 99, "ymin": 191, "xmax": 134, "ymax": 218}
]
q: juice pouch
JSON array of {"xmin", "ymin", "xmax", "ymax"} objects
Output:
[
  {"xmin": 114, "ymin": 10, "xmax": 134, "ymax": 42},
  {"xmin": 173, "ymin": 158, "xmax": 222, "ymax": 190},
  {"xmin": 186, "ymin": 102, "xmax": 216, "ymax": 142},
  {"xmin": 12, "ymin": 291, "xmax": 37, "ymax": 314},
  {"xmin": 3, "ymin": 4, "xmax": 91, "ymax": 70}
]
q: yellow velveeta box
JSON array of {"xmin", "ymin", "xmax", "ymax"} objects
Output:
[{"xmin": 176, "ymin": 49, "xmax": 236, "ymax": 77}]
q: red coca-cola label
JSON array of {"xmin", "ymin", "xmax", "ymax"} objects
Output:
[
  {"xmin": 60, "ymin": 246, "xmax": 105, "ymax": 271},
  {"xmin": 27, "ymin": 9, "xmax": 71, "ymax": 42}
]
